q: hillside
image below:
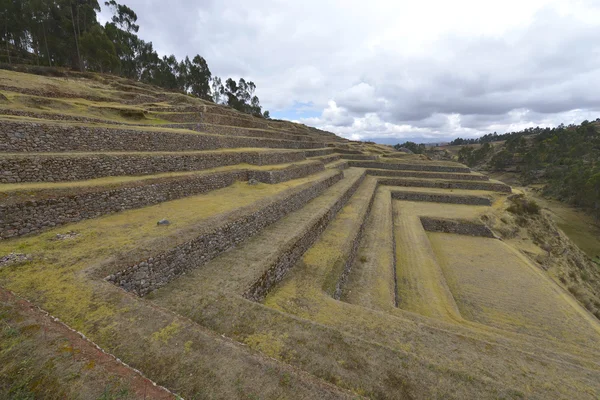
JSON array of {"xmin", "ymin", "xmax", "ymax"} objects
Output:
[{"xmin": 1, "ymin": 69, "xmax": 600, "ymax": 399}]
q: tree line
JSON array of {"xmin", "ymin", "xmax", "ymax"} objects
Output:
[
  {"xmin": 459, "ymin": 119, "xmax": 600, "ymax": 218},
  {"xmin": 449, "ymin": 127, "xmax": 549, "ymax": 146},
  {"xmin": 0, "ymin": 0, "xmax": 270, "ymax": 118}
]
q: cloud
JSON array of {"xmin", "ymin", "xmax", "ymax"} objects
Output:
[{"xmin": 107, "ymin": 0, "xmax": 600, "ymax": 142}]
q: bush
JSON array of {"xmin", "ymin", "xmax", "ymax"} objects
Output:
[{"xmin": 506, "ymin": 195, "xmax": 540, "ymax": 215}]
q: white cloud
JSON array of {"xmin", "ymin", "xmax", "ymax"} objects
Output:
[{"xmin": 112, "ymin": 0, "xmax": 600, "ymax": 142}]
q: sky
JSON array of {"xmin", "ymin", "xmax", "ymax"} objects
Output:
[{"xmin": 100, "ymin": 0, "xmax": 600, "ymax": 144}]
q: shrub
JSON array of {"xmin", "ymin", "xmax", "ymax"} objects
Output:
[{"xmin": 506, "ymin": 194, "xmax": 540, "ymax": 215}]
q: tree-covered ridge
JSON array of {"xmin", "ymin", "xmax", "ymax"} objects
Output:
[
  {"xmin": 449, "ymin": 127, "xmax": 548, "ymax": 146},
  {"xmin": 460, "ymin": 119, "xmax": 600, "ymax": 218},
  {"xmin": 0, "ymin": 0, "xmax": 270, "ymax": 117}
]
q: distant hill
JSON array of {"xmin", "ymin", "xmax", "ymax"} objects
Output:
[{"xmin": 447, "ymin": 120, "xmax": 600, "ymax": 219}]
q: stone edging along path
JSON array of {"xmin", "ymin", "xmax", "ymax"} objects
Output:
[{"xmin": 0, "ymin": 162, "xmax": 326, "ymax": 239}]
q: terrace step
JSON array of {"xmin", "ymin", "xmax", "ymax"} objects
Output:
[
  {"xmin": 366, "ymin": 168, "xmax": 490, "ymax": 181},
  {"xmin": 377, "ymin": 176, "xmax": 512, "ymax": 193},
  {"xmin": 150, "ymin": 168, "xmax": 367, "ymax": 301},
  {"xmin": 308, "ymin": 154, "xmax": 342, "ymax": 164},
  {"xmin": 159, "ymin": 122, "xmax": 316, "ymax": 142},
  {"xmin": 348, "ymin": 160, "xmax": 470, "ymax": 173},
  {"xmin": 392, "ymin": 202, "xmax": 463, "ymax": 321},
  {"xmin": 264, "ymin": 175, "xmax": 377, "ymax": 302},
  {"xmin": 0, "ymin": 160, "xmax": 326, "ymax": 239},
  {"xmin": 339, "ymin": 154, "xmax": 379, "ymax": 161},
  {"xmin": 325, "ymin": 160, "xmax": 349, "ymax": 170},
  {"xmin": 0, "ymin": 119, "xmax": 324, "ymax": 153},
  {"xmin": 107, "ymin": 169, "xmax": 344, "ymax": 296},
  {"xmin": 341, "ymin": 187, "xmax": 397, "ymax": 311},
  {"xmin": 0, "ymin": 149, "xmax": 307, "ymax": 183}
]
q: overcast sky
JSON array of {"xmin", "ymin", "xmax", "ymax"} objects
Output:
[{"xmin": 101, "ymin": 0, "xmax": 600, "ymax": 144}]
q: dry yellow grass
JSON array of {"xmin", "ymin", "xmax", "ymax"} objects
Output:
[
  {"xmin": 429, "ymin": 233, "xmax": 600, "ymax": 347},
  {"xmin": 0, "ymin": 159, "xmax": 318, "ymax": 193},
  {"xmin": 341, "ymin": 187, "xmax": 396, "ymax": 311},
  {"xmin": 3, "ymin": 68, "xmax": 600, "ymax": 398}
]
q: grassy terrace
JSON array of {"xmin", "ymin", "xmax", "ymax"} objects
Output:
[
  {"xmin": 0, "ymin": 170, "xmax": 355, "ymax": 398},
  {"xmin": 430, "ymin": 233, "xmax": 600, "ymax": 343},
  {"xmin": 0, "ymin": 147, "xmax": 306, "ymax": 157},
  {"xmin": 2, "ymin": 68, "xmax": 600, "ymax": 398},
  {"xmin": 0, "ymin": 114, "xmax": 320, "ymax": 141},
  {"xmin": 0, "ymin": 160, "xmax": 318, "ymax": 193},
  {"xmin": 148, "ymin": 177, "xmax": 600, "ymax": 398},
  {"xmin": 0, "ymin": 289, "xmax": 175, "ymax": 400}
]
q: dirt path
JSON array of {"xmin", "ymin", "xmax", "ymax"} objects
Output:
[{"xmin": 0, "ymin": 287, "xmax": 175, "ymax": 400}]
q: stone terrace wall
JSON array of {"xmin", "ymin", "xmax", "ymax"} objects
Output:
[
  {"xmin": 315, "ymin": 154, "xmax": 342, "ymax": 165},
  {"xmin": 328, "ymin": 148, "xmax": 363, "ymax": 155},
  {"xmin": 244, "ymin": 171, "xmax": 367, "ymax": 302},
  {"xmin": 305, "ymin": 148, "xmax": 335, "ymax": 157},
  {"xmin": 390, "ymin": 191, "xmax": 492, "ymax": 206},
  {"xmin": 0, "ymin": 110, "xmax": 318, "ymax": 143},
  {"xmin": 332, "ymin": 179, "xmax": 377, "ymax": 300},
  {"xmin": 161, "ymin": 123, "xmax": 314, "ymax": 142},
  {"xmin": 0, "ymin": 109, "xmax": 125, "ymax": 125},
  {"xmin": 420, "ymin": 217, "xmax": 495, "ymax": 238},
  {"xmin": 156, "ymin": 112, "xmax": 273, "ymax": 130},
  {"xmin": 107, "ymin": 171, "xmax": 344, "ymax": 296},
  {"xmin": 1, "ymin": 162, "xmax": 328, "ymax": 239},
  {"xmin": 0, "ymin": 170, "xmax": 247, "ymax": 239},
  {"xmin": 248, "ymin": 162, "xmax": 325, "ymax": 184},
  {"xmin": 348, "ymin": 161, "xmax": 470, "ymax": 173},
  {"xmin": 0, "ymin": 121, "xmax": 324, "ymax": 153},
  {"xmin": 341, "ymin": 154, "xmax": 379, "ymax": 161},
  {"xmin": 366, "ymin": 169, "xmax": 490, "ymax": 181},
  {"xmin": 378, "ymin": 177, "xmax": 511, "ymax": 193},
  {"xmin": 0, "ymin": 150, "xmax": 306, "ymax": 183}
]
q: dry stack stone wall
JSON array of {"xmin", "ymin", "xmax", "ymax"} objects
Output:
[
  {"xmin": 0, "ymin": 121, "xmax": 324, "ymax": 153},
  {"xmin": 161, "ymin": 123, "xmax": 313, "ymax": 142},
  {"xmin": 366, "ymin": 169, "xmax": 489, "ymax": 181},
  {"xmin": 0, "ymin": 170, "xmax": 247, "ymax": 239},
  {"xmin": 378, "ymin": 177, "xmax": 511, "ymax": 193},
  {"xmin": 348, "ymin": 161, "xmax": 471, "ymax": 173},
  {"xmin": 420, "ymin": 217, "xmax": 495, "ymax": 238},
  {"xmin": 0, "ymin": 150, "xmax": 306, "ymax": 183},
  {"xmin": 107, "ymin": 171, "xmax": 344, "ymax": 296},
  {"xmin": 248, "ymin": 162, "xmax": 325, "ymax": 184},
  {"xmin": 391, "ymin": 191, "xmax": 492, "ymax": 206},
  {"xmin": 243, "ymin": 171, "xmax": 367, "ymax": 302}
]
